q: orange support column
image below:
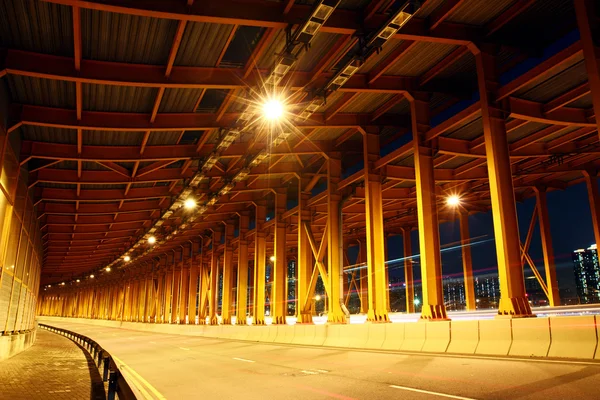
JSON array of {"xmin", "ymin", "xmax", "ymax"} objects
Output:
[
  {"xmin": 533, "ymin": 187, "xmax": 561, "ymax": 306},
  {"xmin": 459, "ymin": 211, "xmax": 476, "ymax": 311},
  {"xmin": 271, "ymin": 189, "xmax": 287, "ymax": 324},
  {"xmin": 357, "ymin": 240, "xmax": 368, "ymax": 314},
  {"xmin": 178, "ymin": 261, "xmax": 188, "ymax": 324},
  {"xmin": 574, "ymin": 0, "xmax": 600, "ymax": 138},
  {"xmin": 209, "ymin": 229, "xmax": 222, "ymax": 325},
  {"xmin": 198, "ymin": 249, "xmax": 210, "ymax": 325},
  {"xmin": 236, "ymin": 212, "xmax": 250, "ymax": 325},
  {"xmin": 402, "ymin": 227, "xmax": 415, "ymax": 313},
  {"xmin": 363, "ymin": 131, "xmax": 389, "ymax": 322},
  {"xmin": 297, "ymin": 190, "xmax": 314, "ymax": 324},
  {"xmin": 409, "ymin": 95, "xmax": 448, "ymax": 321},
  {"xmin": 327, "ymin": 156, "xmax": 346, "ymax": 323},
  {"xmin": 188, "ymin": 249, "xmax": 199, "ymax": 324},
  {"xmin": 474, "ymin": 48, "xmax": 532, "ymax": 317},
  {"xmin": 222, "ymin": 222, "xmax": 235, "ymax": 324},
  {"xmin": 253, "ymin": 203, "xmax": 267, "ymax": 325}
]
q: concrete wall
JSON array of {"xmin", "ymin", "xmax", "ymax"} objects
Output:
[
  {"xmin": 37, "ymin": 315, "xmax": 600, "ymax": 361},
  {"xmin": 0, "ymin": 328, "xmax": 36, "ymax": 361}
]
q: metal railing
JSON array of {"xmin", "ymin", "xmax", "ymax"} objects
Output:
[{"xmin": 39, "ymin": 323, "xmax": 137, "ymax": 400}]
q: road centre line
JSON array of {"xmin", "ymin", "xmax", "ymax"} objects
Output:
[
  {"xmin": 390, "ymin": 385, "xmax": 477, "ymax": 400},
  {"xmin": 233, "ymin": 357, "xmax": 255, "ymax": 363}
]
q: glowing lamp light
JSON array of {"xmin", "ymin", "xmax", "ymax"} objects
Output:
[
  {"xmin": 269, "ymin": 255, "xmax": 276, "ymax": 262},
  {"xmin": 124, "ymin": 256, "xmax": 131, "ymax": 262},
  {"xmin": 414, "ymin": 298, "xmax": 421, "ymax": 306},
  {"xmin": 76, "ymin": 279, "xmax": 80, "ymax": 283},
  {"xmin": 106, "ymin": 267, "xmax": 111, "ymax": 272},
  {"xmin": 147, "ymin": 236, "xmax": 156, "ymax": 244},
  {"xmin": 446, "ymin": 195, "xmax": 461, "ymax": 207},
  {"xmin": 263, "ymin": 98, "xmax": 284, "ymax": 120},
  {"xmin": 90, "ymin": 275, "xmax": 95, "ymax": 279},
  {"xmin": 184, "ymin": 198, "xmax": 196, "ymax": 210},
  {"xmin": 314, "ymin": 295, "xmax": 322, "ymax": 301}
]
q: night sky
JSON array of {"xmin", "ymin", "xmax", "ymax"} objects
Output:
[{"xmin": 385, "ymin": 181, "xmax": 596, "ymax": 295}]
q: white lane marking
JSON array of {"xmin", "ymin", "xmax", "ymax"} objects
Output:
[
  {"xmin": 233, "ymin": 357, "xmax": 255, "ymax": 363},
  {"xmin": 301, "ymin": 370, "xmax": 319, "ymax": 375},
  {"xmin": 316, "ymin": 369, "xmax": 329, "ymax": 373},
  {"xmin": 390, "ymin": 385, "xmax": 477, "ymax": 400},
  {"xmin": 179, "ymin": 347, "xmax": 190, "ymax": 351}
]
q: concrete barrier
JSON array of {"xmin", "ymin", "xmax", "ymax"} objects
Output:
[
  {"xmin": 234, "ymin": 325, "xmax": 250, "ymax": 341},
  {"xmin": 323, "ymin": 324, "xmax": 342, "ymax": 347},
  {"xmin": 381, "ymin": 323, "xmax": 404, "ymax": 350},
  {"xmin": 548, "ymin": 315, "xmax": 597, "ymax": 359},
  {"xmin": 312, "ymin": 324, "xmax": 327, "ymax": 346},
  {"xmin": 266, "ymin": 325, "xmax": 278, "ymax": 342},
  {"xmin": 422, "ymin": 321, "xmax": 450, "ymax": 353},
  {"xmin": 476, "ymin": 319, "xmax": 512, "ymax": 356},
  {"xmin": 0, "ymin": 329, "xmax": 36, "ymax": 361},
  {"xmin": 291, "ymin": 324, "xmax": 313, "ymax": 345},
  {"xmin": 401, "ymin": 322, "xmax": 426, "ymax": 352},
  {"xmin": 509, "ymin": 317, "xmax": 551, "ymax": 357},
  {"xmin": 276, "ymin": 325, "xmax": 295, "ymax": 344},
  {"xmin": 596, "ymin": 321, "xmax": 600, "ymax": 360},
  {"xmin": 347, "ymin": 324, "xmax": 370, "ymax": 348},
  {"xmin": 446, "ymin": 320, "xmax": 478, "ymax": 354},
  {"xmin": 364, "ymin": 323, "xmax": 386, "ymax": 350}
]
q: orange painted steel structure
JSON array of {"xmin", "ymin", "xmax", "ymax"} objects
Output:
[{"xmin": 3, "ymin": 0, "xmax": 591, "ymax": 325}]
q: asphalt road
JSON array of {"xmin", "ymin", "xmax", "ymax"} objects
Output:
[{"xmin": 41, "ymin": 320, "xmax": 600, "ymax": 400}]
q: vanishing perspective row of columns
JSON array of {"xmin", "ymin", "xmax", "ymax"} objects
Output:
[{"xmin": 38, "ymin": 13, "xmax": 600, "ymax": 323}]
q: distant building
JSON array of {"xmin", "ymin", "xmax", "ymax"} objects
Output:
[
  {"xmin": 572, "ymin": 244, "xmax": 600, "ymax": 303},
  {"xmin": 443, "ymin": 277, "xmax": 466, "ymax": 311}
]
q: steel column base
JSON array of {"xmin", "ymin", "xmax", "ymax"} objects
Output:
[
  {"xmin": 420, "ymin": 304, "xmax": 449, "ymax": 321},
  {"xmin": 497, "ymin": 296, "xmax": 535, "ymax": 317},
  {"xmin": 367, "ymin": 310, "xmax": 389, "ymax": 322}
]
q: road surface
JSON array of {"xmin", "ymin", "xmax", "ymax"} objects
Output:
[{"xmin": 39, "ymin": 319, "xmax": 600, "ymax": 400}]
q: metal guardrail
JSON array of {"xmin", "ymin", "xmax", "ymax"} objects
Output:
[{"xmin": 39, "ymin": 323, "xmax": 137, "ymax": 400}]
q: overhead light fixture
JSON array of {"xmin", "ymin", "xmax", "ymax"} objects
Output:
[
  {"xmin": 148, "ymin": 236, "xmax": 156, "ymax": 244},
  {"xmin": 263, "ymin": 98, "xmax": 284, "ymax": 121},
  {"xmin": 106, "ymin": 267, "xmax": 111, "ymax": 272},
  {"xmin": 61, "ymin": 282, "xmax": 65, "ymax": 286},
  {"xmin": 184, "ymin": 198, "xmax": 197, "ymax": 210},
  {"xmin": 124, "ymin": 256, "xmax": 131, "ymax": 262},
  {"xmin": 269, "ymin": 255, "xmax": 276, "ymax": 262},
  {"xmin": 446, "ymin": 195, "xmax": 461, "ymax": 207},
  {"xmin": 90, "ymin": 275, "xmax": 94, "ymax": 279},
  {"xmin": 76, "ymin": 279, "xmax": 80, "ymax": 283}
]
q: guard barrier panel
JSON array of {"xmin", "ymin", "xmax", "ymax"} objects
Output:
[
  {"xmin": 401, "ymin": 322, "xmax": 426, "ymax": 351},
  {"xmin": 381, "ymin": 322, "xmax": 404, "ymax": 350},
  {"xmin": 548, "ymin": 315, "xmax": 597, "ymax": 359},
  {"xmin": 476, "ymin": 319, "xmax": 512, "ymax": 356},
  {"xmin": 509, "ymin": 317, "xmax": 551, "ymax": 357},
  {"xmin": 446, "ymin": 320, "xmax": 479, "ymax": 354},
  {"xmin": 422, "ymin": 320, "xmax": 451, "ymax": 353},
  {"xmin": 364, "ymin": 323, "xmax": 386, "ymax": 350},
  {"xmin": 39, "ymin": 323, "xmax": 138, "ymax": 400}
]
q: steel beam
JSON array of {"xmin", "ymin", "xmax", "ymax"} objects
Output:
[
  {"xmin": 410, "ymin": 95, "xmax": 447, "ymax": 320},
  {"xmin": 459, "ymin": 211, "xmax": 476, "ymax": 311},
  {"xmin": 362, "ymin": 130, "xmax": 389, "ymax": 322},
  {"xmin": 474, "ymin": 48, "xmax": 532, "ymax": 317},
  {"xmin": 253, "ymin": 203, "xmax": 267, "ymax": 325},
  {"xmin": 533, "ymin": 186, "xmax": 561, "ymax": 307}
]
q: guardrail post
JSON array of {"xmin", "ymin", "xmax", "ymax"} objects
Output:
[
  {"xmin": 97, "ymin": 349, "xmax": 103, "ymax": 367},
  {"xmin": 107, "ymin": 371, "xmax": 118, "ymax": 400},
  {"xmin": 103, "ymin": 357, "xmax": 110, "ymax": 382}
]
